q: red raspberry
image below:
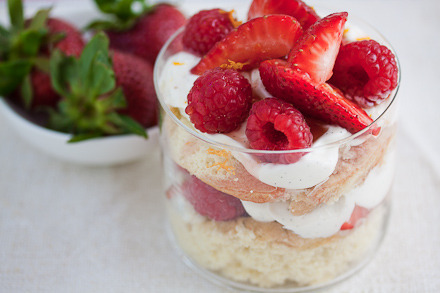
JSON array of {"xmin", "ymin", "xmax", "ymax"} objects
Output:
[
  {"xmin": 182, "ymin": 175, "xmax": 247, "ymax": 221},
  {"xmin": 329, "ymin": 40, "xmax": 399, "ymax": 108},
  {"xmin": 183, "ymin": 9, "xmax": 236, "ymax": 56},
  {"xmin": 246, "ymin": 98, "xmax": 313, "ymax": 164},
  {"xmin": 185, "ymin": 68, "xmax": 252, "ymax": 134}
]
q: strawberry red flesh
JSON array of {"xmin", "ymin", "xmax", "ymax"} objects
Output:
[
  {"xmin": 341, "ymin": 205, "xmax": 369, "ymax": 230},
  {"xmin": 191, "ymin": 15, "xmax": 302, "ymax": 75},
  {"xmin": 259, "ymin": 59, "xmax": 374, "ymax": 133},
  {"xmin": 248, "ymin": 0, "xmax": 320, "ymax": 30},
  {"xmin": 288, "ymin": 12, "xmax": 347, "ymax": 85}
]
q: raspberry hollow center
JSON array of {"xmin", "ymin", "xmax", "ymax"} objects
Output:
[
  {"xmin": 348, "ymin": 65, "xmax": 369, "ymax": 88},
  {"xmin": 263, "ymin": 123, "xmax": 288, "ymax": 149}
]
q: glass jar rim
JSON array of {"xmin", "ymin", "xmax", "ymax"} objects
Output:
[{"xmin": 154, "ymin": 16, "xmax": 401, "ymax": 155}]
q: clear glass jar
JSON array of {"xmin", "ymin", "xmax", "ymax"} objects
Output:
[{"xmin": 154, "ymin": 15, "xmax": 400, "ymax": 292}]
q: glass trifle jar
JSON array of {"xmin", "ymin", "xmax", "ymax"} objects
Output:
[{"xmin": 154, "ymin": 3, "xmax": 400, "ymax": 292}]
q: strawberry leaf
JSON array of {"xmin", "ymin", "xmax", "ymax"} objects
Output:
[
  {"xmin": 33, "ymin": 57, "xmax": 50, "ymax": 73},
  {"xmin": 20, "ymin": 74, "xmax": 33, "ymax": 108},
  {"xmin": 49, "ymin": 50, "xmax": 78, "ymax": 97},
  {"xmin": 8, "ymin": 0, "xmax": 24, "ymax": 30},
  {"xmin": 88, "ymin": 51, "xmax": 115, "ymax": 96},
  {"xmin": 110, "ymin": 113, "xmax": 147, "ymax": 138},
  {"xmin": 100, "ymin": 87, "xmax": 126, "ymax": 109},
  {"xmin": 0, "ymin": 60, "xmax": 32, "ymax": 96},
  {"xmin": 14, "ymin": 29, "xmax": 48, "ymax": 57},
  {"xmin": 28, "ymin": 8, "xmax": 51, "ymax": 30},
  {"xmin": 78, "ymin": 33, "xmax": 115, "ymax": 97},
  {"xmin": 68, "ymin": 133, "xmax": 102, "ymax": 143},
  {"xmin": 0, "ymin": 26, "xmax": 10, "ymax": 57},
  {"xmin": 85, "ymin": 19, "xmax": 136, "ymax": 32},
  {"xmin": 87, "ymin": 0, "xmax": 153, "ymax": 31},
  {"xmin": 94, "ymin": 0, "xmax": 149, "ymax": 21},
  {"xmin": 48, "ymin": 33, "xmax": 147, "ymax": 142}
]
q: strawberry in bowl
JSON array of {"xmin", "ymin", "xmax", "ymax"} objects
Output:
[
  {"xmin": 88, "ymin": 0, "xmax": 186, "ymax": 65},
  {"xmin": 0, "ymin": 0, "xmax": 164, "ymax": 165}
]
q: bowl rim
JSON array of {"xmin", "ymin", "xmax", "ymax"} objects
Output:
[{"xmin": 0, "ymin": 98, "xmax": 158, "ymax": 143}]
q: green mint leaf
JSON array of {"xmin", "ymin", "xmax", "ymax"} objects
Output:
[
  {"xmin": 20, "ymin": 74, "xmax": 33, "ymax": 108},
  {"xmin": 0, "ymin": 59, "xmax": 32, "ymax": 96},
  {"xmin": 28, "ymin": 8, "xmax": 51, "ymax": 30},
  {"xmin": 8, "ymin": 0, "xmax": 24, "ymax": 30}
]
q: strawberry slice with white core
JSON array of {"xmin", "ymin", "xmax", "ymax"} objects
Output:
[
  {"xmin": 247, "ymin": 0, "xmax": 320, "ymax": 30},
  {"xmin": 259, "ymin": 59, "xmax": 375, "ymax": 134},
  {"xmin": 288, "ymin": 12, "xmax": 347, "ymax": 85},
  {"xmin": 191, "ymin": 15, "xmax": 302, "ymax": 75}
]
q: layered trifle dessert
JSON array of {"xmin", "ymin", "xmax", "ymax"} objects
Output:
[{"xmin": 155, "ymin": 0, "xmax": 399, "ymax": 290}]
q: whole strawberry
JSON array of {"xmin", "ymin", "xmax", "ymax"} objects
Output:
[
  {"xmin": 29, "ymin": 18, "xmax": 84, "ymax": 109},
  {"xmin": 0, "ymin": 0, "xmax": 84, "ymax": 109},
  {"xmin": 112, "ymin": 51, "xmax": 157, "ymax": 128},
  {"xmin": 43, "ymin": 18, "xmax": 84, "ymax": 58},
  {"xmin": 89, "ymin": 1, "xmax": 186, "ymax": 64},
  {"xmin": 48, "ymin": 33, "xmax": 149, "ymax": 142}
]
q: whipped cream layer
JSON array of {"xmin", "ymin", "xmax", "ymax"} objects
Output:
[{"xmin": 243, "ymin": 150, "xmax": 395, "ymax": 238}]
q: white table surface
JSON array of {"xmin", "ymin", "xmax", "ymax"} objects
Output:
[{"xmin": 1, "ymin": 0, "xmax": 439, "ymax": 292}]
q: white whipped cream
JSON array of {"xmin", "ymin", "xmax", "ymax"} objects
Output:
[
  {"xmin": 242, "ymin": 150, "xmax": 395, "ymax": 238},
  {"xmin": 208, "ymin": 125, "xmax": 350, "ymax": 190},
  {"xmin": 159, "ymin": 52, "xmax": 199, "ymax": 119}
]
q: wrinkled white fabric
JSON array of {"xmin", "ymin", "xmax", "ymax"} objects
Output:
[{"xmin": 0, "ymin": 0, "xmax": 439, "ymax": 292}]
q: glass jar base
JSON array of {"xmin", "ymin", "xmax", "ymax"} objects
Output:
[{"xmin": 165, "ymin": 198, "xmax": 391, "ymax": 293}]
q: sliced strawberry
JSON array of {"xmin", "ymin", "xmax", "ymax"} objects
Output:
[
  {"xmin": 248, "ymin": 0, "xmax": 320, "ymax": 30},
  {"xmin": 341, "ymin": 205, "xmax": 369, "ymax": 230},
  {"xmin": 288, "ymin": 12, "xmax": 347, "ymax": 85},
  {"xmin": 259, "ymin": 59, "xmax": 374, "ymax": 133},
  {"xmin": 191, "ymin": 15, "xmax": 302, "ymax": 75}
]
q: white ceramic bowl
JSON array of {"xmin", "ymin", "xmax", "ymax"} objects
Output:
[{"xmin": 0, "ymin": 98, "xmax": 159, "ymax": 166}]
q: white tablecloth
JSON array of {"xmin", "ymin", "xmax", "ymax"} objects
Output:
[{"xmin": 0, "ymin": 0, "xmax": 439, "ymax": 292}]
